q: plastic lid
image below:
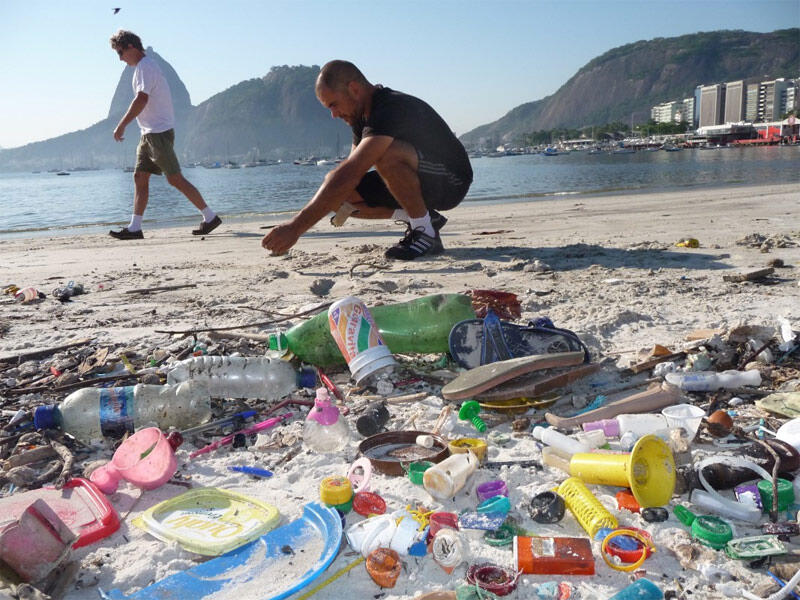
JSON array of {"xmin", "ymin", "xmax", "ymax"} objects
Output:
[
  {"xmin": 352, "ymin": 492, "xmax": 386, "ymax": 517},
  {"xmin": 693, "ymin": 515, "xmax": 733, "ymax": 548},
  {"xmin": 297, "ymin": 367, "xmax": 317, "ymax": 389},
  {"xmin": 757, "ymin": 478, "xmax": 794, "ymax": 512},
  {"xmin": 307, "ymin": 388, "xmax": 340, "ymax": 425},
  {"xmin": 33, "ymin": 405, "xmax": 57, "ymax": 430}
]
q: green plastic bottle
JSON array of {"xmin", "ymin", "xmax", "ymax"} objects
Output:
[{"xmin": 269, "ymin": 294, "xmax": 476, "ymax": 367}]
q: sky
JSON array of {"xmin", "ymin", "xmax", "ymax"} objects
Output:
[{"xmin": 0, "ymin": 0, "xmax": 797, "ymax": 149}]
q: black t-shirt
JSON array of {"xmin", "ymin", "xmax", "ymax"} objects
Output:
[{"xmin": 352, "ymin": 86, "xmax": 472, "ymax": 183}]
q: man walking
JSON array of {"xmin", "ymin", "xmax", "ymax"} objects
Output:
[
  {"xmin": 262, "ymin": 60, "xmax": 471, "ymax": 260},
  {"xmin": 109, "ymin": 30, "xmax": 221, "ymax": 239}
]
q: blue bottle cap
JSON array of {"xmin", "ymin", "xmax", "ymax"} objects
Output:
[
  {"xmin": 33, "ymin": 405, "xmax": 57, "ymax": 430},
  {"xmin": 298, "ymin": 367, "xmax": 317, "ymax": 389}
]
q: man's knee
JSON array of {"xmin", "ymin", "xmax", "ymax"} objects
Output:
[
  {"xmin": 166, "ymin": 173, "xmax": 185, "ymax": 187},
  {"xmin": 133, "ymin": 171, "xmax": 150, "ymax": 186}
]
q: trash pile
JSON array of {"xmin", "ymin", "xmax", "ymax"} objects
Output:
[{"xmin": 1, "ymin": 289, "xmax": 800, "ymax": 600}]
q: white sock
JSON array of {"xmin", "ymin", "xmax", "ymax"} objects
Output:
[
  {"xmin": 409, "ymin": 213, "xmax": 434, "ymax": 237},
  {"xmin": 128, "ymin": 214, "xmax": 143, "ymax": 231},
  {"xmin": 201, "ymin": 207, "xmax": 216, "ymax": 222},
  {"xmin": 392, "ymin": 209, "xmax": 409, "ymax": 221}
]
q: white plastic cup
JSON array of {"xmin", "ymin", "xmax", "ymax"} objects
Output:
[
  {"xmin": 328, "ymin": 297, "xmax": 396, "ymax": 385},
  {"xmin": 661, "ymin": 404, "xmax": 705, "ymax": 440}
]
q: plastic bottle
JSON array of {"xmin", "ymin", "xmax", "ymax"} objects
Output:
[
  {"xmin": 423, "ymin": 451, "xmax": 480, "ymax": 500},
  {"xmin": 665, "ymin": 369, "xmax": 761, "ymax": 391},
  {"xmin": 303, "ymin": 388, "xmax": 350, "ymax": 453},
  {"xmin": 583, "ymin": 414, "xmax": 668, "ymax": 438},
  {"xmin": 532, "ymin": 426, "xmax": 591, "ymax": 456},
  {"xmin": 269, "ymin": 293, "xmax": 476, "ymax": 367},
  {"xmin": 33, "ymin": 381, "xmax": 212, "ymax": 444},
  {"xmin": 166, "ymin": 356, "xmax": 316, "ymax": 399}
]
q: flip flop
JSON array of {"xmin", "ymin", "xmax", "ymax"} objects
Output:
[{"xmin": 449, "ymin": 310, "xmax": 589, "ymax": 370}]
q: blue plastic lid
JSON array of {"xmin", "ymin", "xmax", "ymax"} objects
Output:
[
  {"xmin": 298, "ymin": 367, "xmax": 317, "ymax": 389},
  {"xmin": 34, "ymin": 405, "xmax": 57, "ymax": 430}
]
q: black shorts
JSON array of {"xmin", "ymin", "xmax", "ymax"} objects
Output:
[{"xmin": 355, "ymin": 152, "xmax": 471, "ymax": 212}]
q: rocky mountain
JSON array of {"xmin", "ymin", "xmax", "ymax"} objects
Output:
[
  {"xmin": 460, "ymin": 29, "xmax": 799, "ymax": 146},
  {"xmin": 0, "ymin": 61, "xmax": 348, "ymax": 171}
]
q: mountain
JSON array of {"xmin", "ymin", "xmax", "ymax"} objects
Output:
[
  {"xmin": 460, "ymin": 29, "xmax": 799, "ymax": 146},
  {"xmin": 0, "ymin": 61, "xmax": 349, "ymax": 171}
]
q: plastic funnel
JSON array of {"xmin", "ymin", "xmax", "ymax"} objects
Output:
[
  {"xmin": 661, "ymin": 403, "xmax": 705, "ymax": 439},
  {"xmin": 568, "ymin": 435, "xmax": 675, "ymax": 507},
  {"xmin": 90, "ymin": 427, "xmax": 177, "ymax": 493}
]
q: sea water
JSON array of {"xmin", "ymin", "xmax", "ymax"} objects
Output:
[{"xmin": 1, "ymin": 145, "xmax": 797, "ymax": 239}]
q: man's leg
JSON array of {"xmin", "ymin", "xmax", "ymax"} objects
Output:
[
  {"xmin": 133, "ymin": 170, "xmax": 151, "ymax": 221},
  {"xmin": 166, "ymin": 172, "xmax": 222, "ymax": 234}
]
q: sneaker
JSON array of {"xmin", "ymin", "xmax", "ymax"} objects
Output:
[
  {"xmin": 109, "ymin": 227, "xmax": 144, "ymax": 240},
  {"xmin": 192, "ymin": 215, "xmax": 222, "ymax": 235},
  {"xmin": 429, "ymin": 209, "xmax": 448, "ymax": 233},
  {"xmin": 384, "ymin": 225, "xmax": 444, "ymax": 260}
]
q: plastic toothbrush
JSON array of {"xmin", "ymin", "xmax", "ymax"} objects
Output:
[{"xmin": 189, "ymin": 413, "xmax": 292, "ymax": 459}]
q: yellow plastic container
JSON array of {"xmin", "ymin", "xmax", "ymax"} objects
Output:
[
  {"xmin": 448, "ymin": 438, "xmax": 488, "ymax": 462},
  {"xmin": 320, "ymin": 476, "xmax": 353, "ymax": 506},
  {"xmin": 567, "ymin": 435, "xmax": 675, "ymax": 508},
  {"xmin": 557, "ymin": 477, "xmax": 617, "ymax": 538}
]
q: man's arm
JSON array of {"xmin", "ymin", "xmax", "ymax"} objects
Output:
[
  {"xmin": 261, "ymin": 135, "xmax": 393, "ymax": 254},
  {"xmin": 113, "ymin": 91, "xmax": 148, "ymax": 141}
]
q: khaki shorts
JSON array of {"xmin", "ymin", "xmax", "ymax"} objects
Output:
[{"xmin": 135, "ymin": 129, "xmax": 181, "ymax": 176}]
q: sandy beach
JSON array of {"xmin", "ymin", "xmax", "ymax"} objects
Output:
[{"xmin": 2, "ymin": 182, "xmax": 800, "ymax": 600}]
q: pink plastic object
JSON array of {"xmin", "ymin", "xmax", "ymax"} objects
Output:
[
  {"xmin": 347, "ymin": 456, "xmax": 373, "ymax": 493},
  {"xmin": 189, "ymin": 413, "xmax": 292, "ymax": 459},
  {"xmin": 476, "ymin": 480, "xmax": 509, "ymax": 503},
  {"xmin": 582, "ymin": 418, "xmax": 620, "ymax": 437},
  {"xmin": 90, "ymin": 428, "xmax": 180, "ymax": 494},
  {"xmin": 0, "ymin": 478, "xmax": 120, "ymax": 549},
  {"xmin": 427, "ymin": 512, "xmax": 459, "ymax": 543},
  {"xmin": 0, "ymin": 498, "xmax": 78, "ymax": 582},
  {"xmin": 307, "ymin": 388, "xmax": 341, "ymax": 425}
]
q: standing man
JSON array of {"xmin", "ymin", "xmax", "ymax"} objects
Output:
[
  {"xmin": 261, "ymin": 60, "xmax": 472, "ymax": 260},
  {"xmin": 109, "ymin": 30, "xmax": 221, "ymax": 240}
]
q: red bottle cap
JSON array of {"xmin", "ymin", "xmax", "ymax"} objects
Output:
[
  {"xmin": 352, "ymin": 492, "xmax": 387, "ymax": 517},
  {"xmin": 616, "ymin": 489, "xmax": 641, "ymax": 513}
]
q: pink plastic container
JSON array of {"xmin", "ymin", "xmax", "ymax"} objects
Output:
[
  {"xmin": 90, "ymin": 428, "xmax": 179, "ymax": 493},
  {"xmin": 427, "ymin": 511, "xmax": 459, "ymax": 542}
]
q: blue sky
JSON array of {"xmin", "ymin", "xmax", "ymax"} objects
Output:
[{"xmin": 0, "ymin": 0, "xmax": 797, "ymax": 148}]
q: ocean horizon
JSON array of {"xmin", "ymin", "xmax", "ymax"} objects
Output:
[{"xmin": 1, "ymin": 145, "xmax": 798, "ymax": 240}]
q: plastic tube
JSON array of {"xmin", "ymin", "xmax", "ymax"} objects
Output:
[
  {"xmin": 693, "ymin": 456, "xmax": 772, "ymax": 523},
  {"xmin": 532, "ymin": 426, "xmax": 591, "ymax": 456}
]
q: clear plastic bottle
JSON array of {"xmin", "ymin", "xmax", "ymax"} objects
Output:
[
  {"xmin": 166, "ymin": 356, "xmax": 316, "ymax": 399},
  {"xmin": 665, "ymin": 369, "xmax": 761, "ymax": 391},
  {"xmin": 532, "ymin": 426, "xmax": 591, "ymax": 456},
  {"xmin": 303, "ymin": 388, "xmax": 350, "ymax": 453},
  {"xmin": 33, "ymin": 381, "xmax": 212, "ymax": 444}
]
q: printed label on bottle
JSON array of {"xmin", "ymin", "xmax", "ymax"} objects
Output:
[
  {"xmin": 530, "ymin": 536, "xmax": 556, "ymax": 557},
  {"xmin": 99, "ymin": 387, "xmax": 135, "ymax": 438},
  {"xmin": 329, "ymin": 299, "xmax": 385, "ymax": 362}
]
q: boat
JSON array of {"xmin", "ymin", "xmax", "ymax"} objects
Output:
[
  {"xmin": 612, "ymin": 147, "xmax": 636, "ymax": 154},
  {"xmin": 56, "ymin": 171, "xmax": 70, "ymax": 176},
  {"xmin": 542, "ymin": 147, "xmax": 559, "ymax": 156},
  {"xmin": 316, "ymin": 158, "xmax": 336, "ymax": 166},
  {"xmin": 663, "ymin": 145, "xmax": 681, "ymax": 152}
]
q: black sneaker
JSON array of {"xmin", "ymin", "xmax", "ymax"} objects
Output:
[
  {"xmin": 109, "ymin": 227, "xmax": 144, "ymax": 240},
  {"xmin": 192, "ymin": 215, "xmax": 222, "ymax": 235},
  {"xmin": 429, "ymin": 209, "xmax": 448, "ymax": 233},
  {"xmin": 385, "ymin": 226, "xmax": 444, "ymax": 260}
]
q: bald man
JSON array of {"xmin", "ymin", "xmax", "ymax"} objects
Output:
[{"xmin": 262, "ymin": 60, "xmax": 472, "ymax": 260}]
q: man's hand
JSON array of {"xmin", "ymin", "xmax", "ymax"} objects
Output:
[
  {"xmin": 113, "ymin": 123, "xmax": 126, "ymax": 142},
  {"xmin": 262, "ymin": 222, "xmax": 301, "ymax": 255}
]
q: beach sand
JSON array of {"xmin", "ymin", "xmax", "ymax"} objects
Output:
[{"xmin": 1, "ymin": 182, "xmax": 799, "ymax": 599}]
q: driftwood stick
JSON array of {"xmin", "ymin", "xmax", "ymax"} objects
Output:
[
  {"xmin": 6, "ymin": 371, "xmax": 139, "ymax": 395},
  {"xmin": 125, "ymin": 283, "xmax": 197, "ymax": 294},
  {"xmin": 0, "ymin": 337, "xmax": 93, "ymax": 364},
  {"xmin": 49, "ymin": 438, "xmax": 74, "ymax": 488},
  {"xmin": 208, "ymin": 330, "xmax": 273, "ymax": 343},
  {"xmin": 154, "ymin": 301, "xmax": 333, "ymax": 335}
]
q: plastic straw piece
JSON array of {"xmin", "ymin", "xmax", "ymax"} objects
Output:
[
  {"xmin": 228, "ymin": 466, "xmax": 273, "ymax": 478},
  {"xmin": 293, "ymin": 556, "xmax": 365, "ymax": 600}
]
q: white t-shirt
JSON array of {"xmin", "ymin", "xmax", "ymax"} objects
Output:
[{"xmin": 132, "ymin": 55, "xmax": 175, "ymax": 134}]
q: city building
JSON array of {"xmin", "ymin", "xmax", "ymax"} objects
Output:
[
  {"xmin": 698, "ymin": 84, "xmax": 726, "ymax": 127},
  {"xmin": 651, "ymin": 101, "xmax": 681, "ymax": 123},
  {"xmin": 724, "ymin": 79, "xmax": 748, "ymax": 123}
]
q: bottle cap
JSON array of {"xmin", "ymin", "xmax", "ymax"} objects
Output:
[
  {"xmin": 352, "ymin": 491, "xmax": 386, "ymax": 517},
  {"xmin": 691, "ymin": 515, "xmax": 733, "ymax": 549},
  {"xmin": 757, "ymin": 478, "xmax": 794, "ymax": 512},
  {"xmin": 268, "ymin": 332, "xmax": 289, "ymax": 352},
  {"xmin": 320, "ymin": 475, "xmax": 353, "ymax": 505},
  {"xmin": 307, "ymin": 388, "xmax": 340, "ymax": 425},
  {"xmin": 528, "ymin": 491, "xmax": 566, "ymax": 523},
  {"xmin": 33, "ymin": 405, "xmax": 57, "ymax": 430},
  {"xmin": 297, "ymin": 367, "xmax": 317, "ymax": 389}
]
